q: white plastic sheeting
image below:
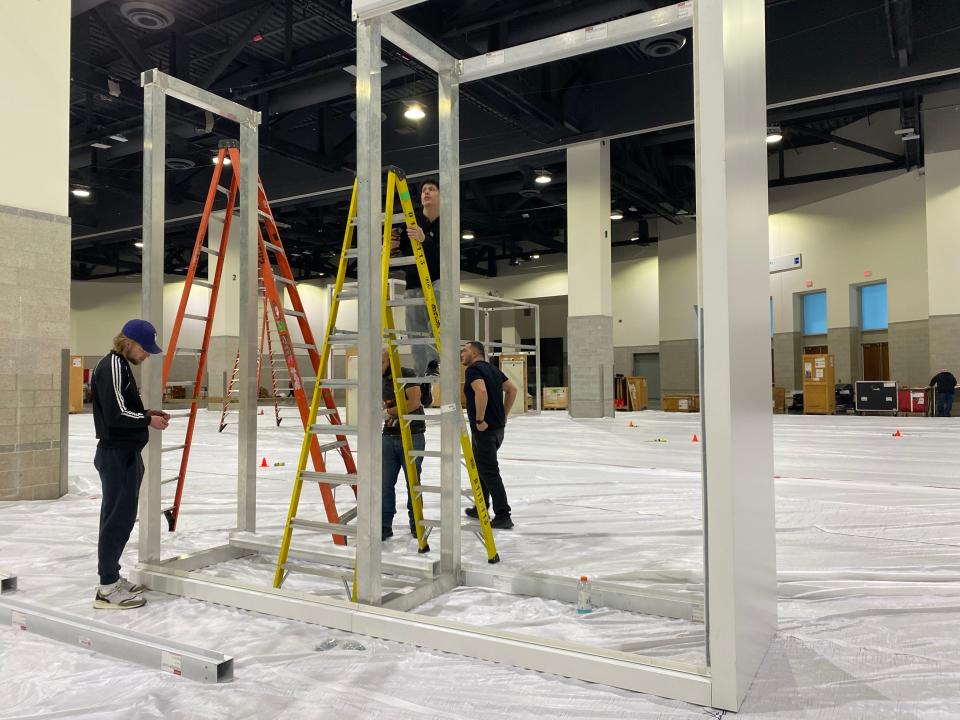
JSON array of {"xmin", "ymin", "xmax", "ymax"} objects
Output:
[{"xmin": 1, "ymin": 409, "xmax": 959, "ymax": 718}]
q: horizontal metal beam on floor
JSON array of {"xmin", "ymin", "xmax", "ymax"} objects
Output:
[
  {"xmin": 0, "ymin": 596, "xmax": 233, "ymax": 683},
  {"xmin": 1, "ymin": 571, "xmax": 16, "ymax": 594}
]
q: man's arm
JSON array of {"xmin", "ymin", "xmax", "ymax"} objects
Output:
[
  {"xmin": 470, "ymin": 378, "xmax": 488, "ymax": 424},
  {"xmin": 96, "ymin": 357, "xmax": 150, "ymax": 429},
  {"xmin": 502, "ymin": 379, "xmax": 519, "ymax": 417},
  {"xmin": 385, "ymin": 385, "xmax": 421, "ymax": 416}
]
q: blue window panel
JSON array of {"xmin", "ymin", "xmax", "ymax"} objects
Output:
[
  {"xmin": 861, "ymin": 282, "xmax": 888, "ymax": 330},
  {"xmin": 803, "ymin": 291, "xmax": 827, "ymax": 335}
]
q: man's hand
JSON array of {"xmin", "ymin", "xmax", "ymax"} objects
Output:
[
  {"xmin": 149, "ymin": 415, "xmax": 169, "ymax": 430},
  {"xmin": 408, "ymin": 226, "xmax": 425, "ymax": 243},
  {"xmin": 148, "ymin": 409, "xmax": 171, "ymax": 420},
  {"xmin": 476, "ymin": 420, "xmax": 489, "ymax": 432}
]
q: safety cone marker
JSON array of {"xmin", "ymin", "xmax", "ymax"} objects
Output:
[
  {"xmin": 893, "ymin": 429, "xmax": 902, "ymax": 437},
  {"xmin": 260, "ymin": 457, "xmax": 268, "ymax": 467},
  {"xmin": 692, "ymin": 434, "xmax": 699, "ymax": 443},
  {"xmin": 628, "ymin": 421, "xmax": 636, "ymax": 428}
]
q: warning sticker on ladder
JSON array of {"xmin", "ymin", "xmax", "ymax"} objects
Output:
[{"xmin": 161, "ymin": 650, "xmax": 183, "ymax": 677}]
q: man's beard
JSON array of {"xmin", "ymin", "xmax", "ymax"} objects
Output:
[{"xmin": 125, "ymin": 353, "xmax": 142, "ymax": 366}]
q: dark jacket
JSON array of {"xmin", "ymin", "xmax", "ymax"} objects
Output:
[
  {"xmin": 930, "ymin": 371, "xmax": 957, "ymax": 396},
  {"xmin": 398, "ymin": 213, "xmax": 440, "ymax": 290},
  {"xmin": 91, "ymin": 351, "xmax": 150, "ymax": 450}
]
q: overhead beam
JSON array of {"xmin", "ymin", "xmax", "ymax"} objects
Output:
[
  {"xmin": 768, "ymin": 160, "xmax": 903, "ymax": 188},
  {"xmin": 94, "ymin": 5, "xmax": 153, "ymax": 73},
  {"xmin": 198, "ymin": 3, "xmax": 277, "ymax": 89},
  {"xmin": 381, "ymin": 13, "xmax": 455, "ymax": 73},
  {"xmin": 795, "ymin": 125, "xmax": 903, "ymax": 163}
]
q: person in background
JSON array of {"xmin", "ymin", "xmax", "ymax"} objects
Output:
[
  {"xmin": 460, "ymin": 341, "xmax": 518, "ymax": 529},
  {"xmin": 90, "ymin": 319, "xmax": 169, "ymax": 609},
  {"xmin": 930, "ymin": 368, "xmax": 957, "ymax": 417},
  {"xmin": 381, "ymin": 349, "xmax": 426, "ymax": 540}
]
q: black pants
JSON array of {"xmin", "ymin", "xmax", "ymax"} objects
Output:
[
  {"xmin": 472, "ymin": 427, "xmax": 511, "ymax": 517},
  {"xmin": 94, "ymin": 446, "xmax": 144, "ymax": 585}
]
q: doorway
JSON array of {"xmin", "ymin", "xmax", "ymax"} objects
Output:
[
  {"xmin": 861, "ymin": 342, "xmax": 890, "ymax": 381},
  {"xmin": 632, "ymin": 353, "xmax": 661, "ymax": 408}
]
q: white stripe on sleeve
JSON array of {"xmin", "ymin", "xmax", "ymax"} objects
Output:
[{"xmin": 112, "ymin": 354, "xmax": 145, "ymax": 420}]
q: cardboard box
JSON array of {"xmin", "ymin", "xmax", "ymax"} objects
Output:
[
  {"xmin": 772, "ymin": 386, "xmax": 786, "ymax": 414},
  {"xmin": 543, "ymin": 386, "xmax": 568, "ymax": 410},
  {"xmin": 663, "ymin": 394, "xmax": 700, "ymax": 413},
  {"xmin": 626, "ymin": 376, "xmax": 648, "ymax": 411}
]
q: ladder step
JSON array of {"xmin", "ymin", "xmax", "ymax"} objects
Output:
[
  {"xmin": 166, "ymin": 411, "xmax": 194, "ymax": 418},
  {"xmin": 315, "ymin": 408, "xmax": 340, "ymax": 416},
  {"xmin": 389, "ymin": 256, "xmax": 417, "ymax": 267},
  {"xmin": 412, "ymin": 485, "xmax": 474, "ymax": 499},
  {"xmin": 165, "ymin": 381, "xmax": 197, "ymax": 387},
  {"xmin": 282, "ymin": 562, "xmax": 354, "ymax": 582},
  {"xmin": 328, "ymin": 334, "xmax": 358, "ymax": 344},
  {"xmin": 291, "ymin": 343, "xmax": 316, "ymax": 350},
  {"xmin": 386, "ymin": 297, "xmax": 426, "ymax": 307},
  {"xmin": 300, "ymin": 471, "xmax": 358, "ymax": 486},
  {"xmin": 338, "ymin": 290, "xmax": 358, "ymax": 300},
  {"xmin": 183, "ymin": 314, "xmax": 208, "ymax": 322},
  {"xmin": 175, "ymin": 348, "xmax": 203, "ymax": 355},
  {"xmin": 284, "ymin": 308, "xmax": 305, "ymax": 318},
  {"xmin": 386, "ymin": 336, "xmax": 436, "ymax": 347},
  {"xmin": 216, "ymin": 185, "xmax": 230, "ymax": 195},
  {"xmin": 317, "ymin": 440, "xmax": 349, "ymax": 453},
  {"xmin": 274, "ymin": 276, "xmax": 296, "ymax": 286},
  {"xmin": 345, "ymin": 248, "xmax": 358, "ymax": 259},
  {"xmin": 263, "ymin": 241, "xmax": 285, "ymax": 255},
  {"xmin": 161, "ymin": 444, "xmax": 186, "ymax": 454},
  {"xmin": 317, "ymin": 379, "xmax": 358, "ymax": 388},
  {"xmin": 347, "ymin": 212, "xmax": 405, "ymax": 227},
  {"xmin": 339, "ymin": 507, "xmax": 358, "ymax": 524},
  {"xmin": 310, "ymin": 424, "xmax": 358, "ymax": 434},
  {"xmin": 200, "ymin": 246, "xmax": 219, "ymax": 256},
  {"xmin": 290, "ymin": 518, "xmax": 356, "ymax": 537},
  {"xmin": 161, "ymin": 476, "xmax": 180, "ymax": 486},
  {"xmin": 395, "ymin": 376, "xmax": 439, "ymax": 384},
  {"xmin": 408, "ymin": 450, "xmax": 441, "ymax": 458},
  {"xmin": 400, "ymin": 413, "xmax": 441, "ymax": 423},
  {"xmin": 193, "ymin": 280, "xmax": 214, "ymax": 289}
]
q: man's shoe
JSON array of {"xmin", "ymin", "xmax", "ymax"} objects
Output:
[
  {"xmin": 118, "ymin": 577, "xmax": 145, "ymax": 594},
  {"xmin": 464, "ymin": 506, "xmax": 479, "ymax": 519},
  {"xmin": 382, "ymin": 526, "xmax": 394, "ymax": 541},
  {"xmin": 490, "ymin": 515, "xmax": 514, "ymax": 530},
  {"xmin": 93, "ymin": 584, "xmax": 146, "ymax": 610}
]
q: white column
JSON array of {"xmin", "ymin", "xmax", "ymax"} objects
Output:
[
  {"xmin": 206, "ymin": 211, "xmax": 241, "ymax": 407},
  {"xmin": 694, "ymin": 0, "xmax": 775, "ymax": 711},
  {"xmin": 566, "ymin": 140, "xmax": 613, "ymax": 418},
  {"xmin": 923, "ymin": 89, "xmax": 960, "ymax": 377}
]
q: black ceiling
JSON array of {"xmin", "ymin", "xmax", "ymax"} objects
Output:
[{"xmin": 69, "ymin": 0, "xmax": 960, "ymax": 280}]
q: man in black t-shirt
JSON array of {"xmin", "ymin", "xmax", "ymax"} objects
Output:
[
  {"xmin": 394, "ymin": 178, "xmax": 441, "ymax": 377},
  {"xmin": 930, "ymin": 369, "xmax": 957, "ymax": 417},
  {"xmin": 461, "ymin": 341, "xmax": 519, "ymax": 529},
  {"xmin": 381, "ymin": 349, "xmax": 426, "ymax": 540}
]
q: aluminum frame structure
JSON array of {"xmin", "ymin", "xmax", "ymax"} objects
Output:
[
  {"xmin": 134, "ymin": 2, "xmax": 775, "ymax": 710},
  {"xmin": 459, "ymin": 292, "xmax": 542, "ymax": 412}
]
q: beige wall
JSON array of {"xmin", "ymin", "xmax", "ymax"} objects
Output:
[{"xmin": 657, "ymin": 224, "xmax": 699, "ymax": 342}]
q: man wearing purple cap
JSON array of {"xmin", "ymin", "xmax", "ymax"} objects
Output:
[{"xmin": 89, "ymin": 319, "xmax": 169, "ymax": 609}]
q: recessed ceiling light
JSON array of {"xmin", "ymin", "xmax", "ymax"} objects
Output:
[
  {"xmin": 404, "ymin": 103, "xmax": 426, "ymax": 121},
  {"xmin": 461, "ymin": 231, "xmax": 475, "ymax": 240},
  {"xmin": 766, "ymin": 126, "xmax": 783, "ymax": 144},
  {"xmin": 610, "ymin": 211, "xmax": 624, "ymax": 221},
  {"xmin": 212, "ymin": 155, "xmax": 231, "ymax": 165},
  {"xmin": 90, "ymin": 142, "xmax": 111, "ymax": 149},
  {"xmin": 534, "ymin": 169, "xmax": 552, "ymax": 185},
  {"xmin": 630, "ymin": 236, "xmax": 639, "ymax": 242},
  {"xmin": 530, "ymin": 254, "xmax": 540, "ymax": 260},
  {"xmin": 71, "ymin": 188, "xmax": 91, "ymax": 198},
  {"xmin": 676, "ymin": 208, "xmax": 689, "ymax": 216},
  {"xmin": 109, "ymin": 134, "xmax": 129, "ymax": 143},
  {"xmin": 134, "ymin": 241, "xmax": 144, "ymax": 248}
]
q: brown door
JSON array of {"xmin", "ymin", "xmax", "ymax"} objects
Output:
[{"xmin": 862, "ymin": 343, "xmax": 890, "ymax": 381}]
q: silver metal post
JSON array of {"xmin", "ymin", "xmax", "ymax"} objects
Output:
[
  {"xmin": 473, "ymin": 296, "xmax": 480, "ymax": 341},
  {"xmin": 438, "ymin": 66, "xmax": 462, "ymax": 575},
  {"xmin": 534, "ymin": 305, "xmax": 542, "ymax": 412},
  {"xmin": 237, "ymin": 122, "xmax": 259, "ymax": 532},
  {"xmin": 139, "ymin": 79, "xmax": 165, "ymax": 563},
  {"xmin": 355, "ymin": 17, "xmax": 384, "ymax": 604}
]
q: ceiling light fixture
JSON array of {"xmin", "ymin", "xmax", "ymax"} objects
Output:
[
  {"xmin": 90, "ymin": 142, "xmax": 111, "ymax": 149},
  {"xmin": 630, "ymin": 236, "xmax": 639, "ymax": 242},
  {"xmin": 461, "ymin": 231, "xmax": 475, "ymax": 240},
  {"xmin": 134, "ymin": 241, "xmax": 144, "ymax": 248},
  {"xmin": 766, "ymin": 126, "xmax": 783, "ymax": 144},
  {"xmin": 610, "ymin": 210, "xmax": 624, "ymax": 221},
  {"xmin": 404, "ymin": 102, "xmax": 426, "ymax": 121},
  {"xmin": 212, "ymin": 155, "xmax": 231, "ymax": 165},
  {"xmin": 109, "ymin": 134, "xmax": 129, "ymax": 143},
  {"xmin": 530, "ymin": 254, "xmax": 540, "ymax": 260},
  {"xmin": 534, "ymin": 169, "xmax": 552, "ymax": 185},
  {"xmin": 71, "ymin": 187, "xmax": 91, "ymax": 198}
]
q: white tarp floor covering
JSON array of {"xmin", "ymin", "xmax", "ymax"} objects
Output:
[{"xmin": 1, "ymin": 409, "xmax": 958, "ymax": 718}]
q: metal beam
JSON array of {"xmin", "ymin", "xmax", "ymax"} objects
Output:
[
  {"xmin": 460, "ymin": 3, "xmax": 692, "ymax": 83},
  {"xmin": 0, "ymin": 571, "xmax": 16, "ymax": 594},
  {"xmin": 352, "ymin": 0, "xmax": 428, "ymax": 21},
  {"xmin": 141, "ymin": 69, "xmax": 261, "ymax": 128},
  {"xmin": 768, "ymin": 160, "xmax": 903, "ymax": 188},
  {"xmin": 94, "ymin": 5, "xmax": 153, "ymax": 73},
  {"xmin": 0, "ymin": 596, "xmax": 233, "ymax": 683},
  {"xmin": 381, "ymin": 14, "xmax": 456, "ymax": 73},
  {"xmin": 795, "ymin": 125, "xmax": 903, "ymax": 163},
  {"xmin": 198, "ymin": 3, "xmax": 277, "ymax": 89}
]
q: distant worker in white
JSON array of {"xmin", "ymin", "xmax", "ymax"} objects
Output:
[
  {"xmin": 461, "ymin": 341, "xmax": 519, "ymax": 529},
  {"xmin": 930, "ymin": 368, "xmax": 957, "ymax": 417},
  {"xmin": 89, "ymin": 320, "xmax": 169, "ymax": 609}
]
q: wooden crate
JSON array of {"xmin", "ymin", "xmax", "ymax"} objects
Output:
[
  {"xmin": 69, "ymin": 355, "xmax": 84, "ymax": 413},
  {"xmin": 543, "ymin": 386, "xmax": 568, "ymax": 410},
  {"xmin": 626, "ymin": 376, "xmax": 649, "ymax": 411},
  {"xmin": 772, "ymin": 386, "xmax": 786, "ymax": 414},
  {"xmin": 663, "ymin": 394, "xmax": 699, "ymax": 413}
]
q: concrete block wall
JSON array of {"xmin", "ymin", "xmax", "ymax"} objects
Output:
[
  {"xmin": 772, "ymin": 332, "xmax": 802, "ymax": 391},
  {"xmin": 0, "ymin": 206, "xmax": 71, "ymax": 500},
  {"xmin": 568, "ymin": 315, "xmax": 614, "ymax": 417},
  {"xmin": 888, "ymin": 320, "xmax": 931, "ymax": 388},
  {"xmin": 660, "ymin": 339, "xmax": 699, "ymax": 395}
]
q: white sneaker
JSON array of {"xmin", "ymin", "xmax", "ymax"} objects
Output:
[
  {"xmin": 118, "ymin": 577, "xmax": 146, "ymax": 594},
  {"xmin": 93, "ymin": 583, "xmax": 146, "ymax": 610}
]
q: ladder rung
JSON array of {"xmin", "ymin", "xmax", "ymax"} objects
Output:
[
  {"xmin": 348, "ymin": 212, "xmax": 405, "ymax": 227},
  {"xmin": 310, "ymin": 424, "xmax": 358, "ymax": 434},
  {"xmin": 408, "ymin": 450, "xmax": 441, "ymax": 458},
  {"xmin": 193, "ymin": 280, "xmax": 214, "ymax": 289},
  {"xmin": 183, "ymin": 313, "xmax": 208, "ymax": 322},
  {"xmin": 300, "ymin": 471, "xmax": 358, "ymax": 486},
  {"xmin": 338, "ymin": 290, "xmax": 358, "ymax": 300},
  {"xmin": 387, "ymin": 297, "xmax": 426, "ymax": 307},
  {"xmin": 418, "ymin": 518, "xmax": 442, "ymax": 529},
  {"xmin": 291, "ymin": 343, "xmax": 316, "ymax": 350},
  {"xmin": 165, "ymin": 381, "xmax": 197, "ymax": 387},
  {"xmin": 317, "ymin": 379, "xmax": 358, "ymax": 388},
  {"xmin": 462, "ymin": 520, "xmax": 483, "ymax": 530},
  {"xmin": 317, "ymin": 440, "xmax": 349, "ymax": 453},
  {"xmin": 200, "ymin": 246, "xmax": 219, "ymax": 256},
  {"xmin": 282, "ymin": 562, "xmax": 354, "ymax": 582},
  {"xmin": 290, "ymin": 518, "xmax": 356, "ymax": 536},
  {"xmin": 315, "ymin": 408, "xmax": 340, "ymax": 416},
  {"xmin": 176, "ymin": 348, "xmax": 203, "ymax": 355},
  {"xmin": 411, "ymin": 485, "xmax": 473, "ymax": 499},
  {"xmin": 284, "ymin": 308, "xmax": 305, "ymax": 318},
  {"xmin": 161, "ymin": 444, "xmax": 185, "ymax": 454},
  {"xmin": 216, "ymin": 185, "xmax": 230, "ymax": 195},
  {"xmin": 161, "ymin": 477, "xmax": 180, "ymax": 486},
  {"xmin": 345, "ymin": 248, "xmax": 358, "ymax": 258},
  {"xmin": 389, "ymin": 256, "xmax": 417, "ymax": 267},
  {"xmin": 339, "ymin": 507, "xmax": 358, "ymax": 524},
  {"xmin": 386, "ymin": 337, "xmax": 436, "ymax": 347},
  {"xmin": 263, "ymin": 241, "xmax": 285, "ymax": 255},
  {"xmin": 400, "ymin": 414, "xmax": 440, "ymax": 423},
  {"xmin": 166, "ymin": 411, "xmax": 193, "ymax": 418},
  {"xmin": 396, "ymin": 376, "xmax": 439, "ymax": 384},
  {"xmin": 328, "ymin": 334, "xmax": 358, "ymax": 344},
  {"xmin": 275, "ymin": 276, "xmax": 296, "ymax": 286}
]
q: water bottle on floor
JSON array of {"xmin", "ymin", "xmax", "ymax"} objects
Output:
[{"xmin": 576, "ymin": 575, "xmax": 592, "ymax": 614}]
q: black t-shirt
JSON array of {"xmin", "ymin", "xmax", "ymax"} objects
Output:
[
  {"xmin": 398, "ymin": 214, "xmax": 440, "ymax": 290},
  {"xmin": 931, "ymin": 372, "xmax": 958, "ymax": 395},
  {"xmin": 464, "ymin": 361, "xmax": 509, "ymax": 431},
  {"xmin": 383, "ymin": 366, "xmax": 425, "ymax": 435}
]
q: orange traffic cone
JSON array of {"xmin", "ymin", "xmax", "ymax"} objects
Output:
[
  {"xmin": 260, "ymin": 457, "xmax": 268, "ymax": 467},
  {"xmin": 692, "ymin": 434, "xmax": 699, "ymax": 443},
  {"xmin": 258, "ymin": 409, "xmax": 264, "ymax": 416},
  {"xmin": 893, "ymin": 429, "xmax": 902, "ymax": 438},
  {"xmin": 628, "ymin": 421, "xmax": 636, "ymax": 428}
]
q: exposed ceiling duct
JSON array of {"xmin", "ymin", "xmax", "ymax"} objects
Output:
[{"xmin": 119, "ymin": 2, "xmax": 176, "ymax": 31}]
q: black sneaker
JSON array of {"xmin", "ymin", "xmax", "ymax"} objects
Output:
[
  {"xmin": 490, "ymin": 515, "xmax": 514, "ymax": 530},
  {"xmin": 381, "ymin": 526, "xmax": 394, "ymax": 541},
  {"xmin": 464, "ymin": 506, "xmax": 479, "ymax": 519}
]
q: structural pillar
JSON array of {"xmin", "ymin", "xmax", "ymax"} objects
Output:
[
  {"xmin": 0, "ymin": 1, "xmax": 71, "ymax": 501},
  {"xmin": 695, "ymin": 0, "xmax": 776, "ymax": 710},
  {"xmin": 566, "ymin": 140, "xmax": 614, "ymax": 418},
  {"xmin": 923, "ymin": 89, "xmax": 960, "ymax": 401},
  {"xmin": 206, "ymin": 211, "xmax": 240, "ymax": 409}
]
